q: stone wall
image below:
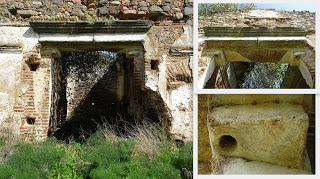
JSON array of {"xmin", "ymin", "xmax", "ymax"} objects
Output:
[
  {"xmin": 0, "ymin": 0, "xmax": 193, "ymax": 22},
  {"xmin": 199, "ymin": 10, "xmax": 315, "ymax": 33},
  {"xmin": 61, "ymin": 52, "xmax": 119, "ymax": 119},
  {"xmin": 0, "ymin": 1, "xmax": 193, "ymax": 142}
]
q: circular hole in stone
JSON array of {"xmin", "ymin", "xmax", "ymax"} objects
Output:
[
  {"xmin": 27, "ymin": 63, "xmax": 40, "ymax": 71},
  {"xmin": 219, "ymin": 135, "xmax": 237, "ymax": 151},
  {"xmin": 26, "ymin": 117, "xmax": 36, "ymax": 125}
]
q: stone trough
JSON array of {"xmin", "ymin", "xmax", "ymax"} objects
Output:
[{"xmin": 207, "ymin": 103, "xmax": 309, "ymax": 169}]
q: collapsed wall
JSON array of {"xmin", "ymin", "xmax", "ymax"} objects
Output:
[{"xmin": 0, "ymin": 0, "xmax": 193, "ymax": 142}]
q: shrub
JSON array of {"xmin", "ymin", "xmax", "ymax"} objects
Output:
[
  {"xmin": 0, "ymin": 123, "xmax": 193, "ymax": 179},
  {"xmin": 49, "ymin": 142, "xmax": 86, "ymax": 179},
  {"xmin": 90, "ymin": 162, "xmax": 130, "ymax": 179},
  {"xmin": 127, "ymin": 156, "xmax": 181, "ymax": 179},
  {"xmin": 0, "ymin": 138, "xmax": 66, "ymax": 178},
  {"xmin": 173, "ymin": 142, "xmax": 193, "ymax": 171},
  {"xmin": 0, "ymin": 164, "xmax": 41, "ymax": 179},
  {"xmin": 82, "ymin": 132, "xmax": 134, "ymax": 177},
  {"xmin": 199, "ymin": 3, "xmax": 256, "ymax": 15}
]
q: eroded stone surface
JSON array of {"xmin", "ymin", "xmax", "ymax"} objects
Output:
[
  {"xmin": 0, "ymin": 0, "xmax": 192, "ymax": 22},
  {"xmin": 199, "ymin": 10, "xmax": 315, "ymax": 32},
  {"xmin": 198, "ymin": 9, "xmax": 315, "ymax": 89},
  {"xmin": 207, "ymin": 103, "xmax": 309, "ymax": 169}
]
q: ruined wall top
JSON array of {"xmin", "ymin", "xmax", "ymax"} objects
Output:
[
  {"xmin": 0, "ymin": 0, "xmax": 193, "ymax": 23},
  {"xmin": 199, "ymin": 9, "xmax": 315, "ymax": 34}
]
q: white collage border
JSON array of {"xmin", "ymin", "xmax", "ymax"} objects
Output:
[{"xmin": 192, "ymin": 0, "xmax": 319, "ymax": 178}]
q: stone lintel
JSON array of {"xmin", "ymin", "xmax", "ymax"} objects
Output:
[
  {"xmin": 207, "ymin": 103, "xmax": 309, "ymax": 169},
  {"xmin": 30, "ymin": 21, "xmax": 153, "ymax": 34},
  {"xmin": 203, "ymin": 27, "xmax": 307, "ymax": 37},
  {"xmin": 39, "ymin": 33, "xmax": 146, "ymax": 43},
  {"xmin": 205, "ymin": 36, "xmax": 307, "ymax": 49},
  {"xmin": 94, "ymin": 34, "xmax": 145, "ymax": 42},
  {"xmin": 0, "ymin": 46, "xmax": 22, "ymax": 53}
]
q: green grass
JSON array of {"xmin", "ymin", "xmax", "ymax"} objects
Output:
[{"xmin": 0, "ymin": 130, "xmax": 192, "ymax": 179}]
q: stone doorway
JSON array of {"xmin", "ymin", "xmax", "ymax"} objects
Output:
[
  {"xmin": 50, "ymin": 51, "xmax": 148, "ymax": 141},
  {"xmin": 199, "ymin": 27, "xmax": 315, "ymax": 89},
  {"xmin": 15, "ymin": 21, "xmax": 171, "ymax": 141}
]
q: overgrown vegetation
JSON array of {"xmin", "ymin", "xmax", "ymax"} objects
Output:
[
  {"xmin": 199, "ymin": 3, "xmax": 256, "ymax": 16},
  {"xmin": 0, "ymin": 123, "xmax": 192, "ymax": 179}
]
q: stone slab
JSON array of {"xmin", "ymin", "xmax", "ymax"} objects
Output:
[
  {"xmin": 207, "ymin": 103, "xmax": 309, "ymax": 169},
  {"xmin": 205, "ymin": 37, "xmax": 307, "ymax": 49},
  {"xmin": 30, "ymin": 21, "xmax": 153, "ymax": 34},
  {"xmin": 207, "ymin": 94, "xmax": 304, "ymax": 106},
  {"xmin": 221, "ymin": 152, "xmax": 311, "ymax": 174},
  {"xmin": 203, "ymin": 27, "xmax": 307, "ymax": 37},
  {"xmin": 94, "ymin": 33, "xmax": 145, "ymax": 42},
  {"xmin": 39, "ymin": 33, "xmax": 146, "ymax": 42}
]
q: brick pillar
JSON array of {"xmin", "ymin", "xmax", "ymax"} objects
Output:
[
  {"xmin": 41, "ymin": 48, "xmax": 61, "ymax": 136},
  {"xmin": 14, "ymin": 47, "xmax": 59, "ymax": 141}
]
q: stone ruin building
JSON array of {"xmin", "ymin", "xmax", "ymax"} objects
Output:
[
  {"xmin": 0, "ymin": 0, "xmax": 193, "ymax": 142},
  {"xmin": 198, "ymin": 9, "xmax": 315, "ymax": 89}
]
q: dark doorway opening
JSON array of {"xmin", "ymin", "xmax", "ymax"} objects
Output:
[
  {"xmin": 49, "ymin": 51, "xmax": 158, "ymax": 142},
  {"xmin": 204, "ymin": 61, "xmax": 309, "ymax": 89}
]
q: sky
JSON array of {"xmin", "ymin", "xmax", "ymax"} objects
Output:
[{"xmin": 255, "ymin": 3, "xmax": 316, "ymax": 12}]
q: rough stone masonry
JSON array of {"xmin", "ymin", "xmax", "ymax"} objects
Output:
[{"xmin": 0, "ymin": 0, "xmax": 193, "ymax": 142}]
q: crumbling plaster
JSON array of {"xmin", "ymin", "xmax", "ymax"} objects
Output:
[{"xmin": 1, "ymin": 17, "xmax": 193, "ymax": 142}]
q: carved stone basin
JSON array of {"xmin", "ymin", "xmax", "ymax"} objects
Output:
[{"xmin": 207, "ymin": 103, "xmax": 309, "ymax": 169}]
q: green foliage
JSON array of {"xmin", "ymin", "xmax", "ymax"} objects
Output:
[
  {"xmin": 0, "ymin": 132, "xmax": 193, "ymax": 179},
  {"xmin": 83, "ymin": 133, "xmax": 134, "ymax": 169},
  {"xmin": 49, "ymin": 142, "xmax": 86, "ymax": 179},
  {"xmin": 127, "ymin": 156, "xmax": 181, "ymax": 179},
  {"xmin": 90, "ymin": 162, "xmax": 130, "ymax": 179},
  {"xmin": 199, "ymin": 3, "xmax": 256, "ymax": 15},
  {"xmin": 127, "ymin": 142, "xmax": 192, "ymax": 179},
  {"xmin": 0, "ymin": 164, "xmax": 41, "ymax": 179},
  {"xmin": 0, "ymin": 138, "xmax": 66, "ymax": 178},
  {"xmin": 173, "ymin": 142, "xmax": 193, "ymax": 171}
]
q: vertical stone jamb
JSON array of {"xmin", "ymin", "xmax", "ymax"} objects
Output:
[
  {"xmin": 126, "ymin": 47, "xmax": 145, "ymax": 119},
  {"xmin": 41, "ymin": 47, "xmax": 61, "ymax": 136}
]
